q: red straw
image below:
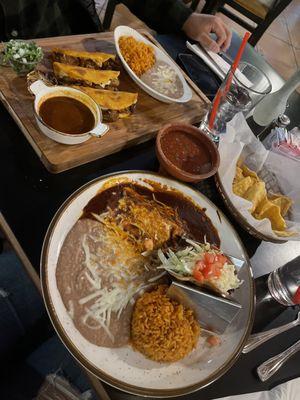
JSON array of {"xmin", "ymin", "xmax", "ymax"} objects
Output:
[
  {"xmin": 225, "ymin": 31, "xmax": 251, "ymax": 92},
  {"xmin": 208, "ymin": 88, "xmax": 223, "ymax": 130},
  {"xmin": 209, "ymin": 32, "xmax": 251, "ymax": 131}
]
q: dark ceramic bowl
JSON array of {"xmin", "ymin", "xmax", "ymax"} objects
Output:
[{"xmin": 156, "ymin": 123, "xmax": 220, "ymax": 183}]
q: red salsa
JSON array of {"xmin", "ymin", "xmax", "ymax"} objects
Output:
[{"xmin": 160, "ymin": 130, "xmax": 212, "ymax": 174}]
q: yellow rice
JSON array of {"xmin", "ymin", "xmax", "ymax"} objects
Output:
[
  {"xmin": 131, "ymin": 285, "xmax": 200, "ymax": 362},
  {"xmin": 119, "ymin": 36, "xmax": 155, "ymax": 77}
]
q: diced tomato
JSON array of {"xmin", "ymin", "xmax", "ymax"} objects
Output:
[
  {"xmin": 204, "ymin": 252, "xmax": 228, "ymax": 266},
  {"xmin": 293, "ymin": 287, "xmax": 300, "ymax": 304},
  {"xmin": 195, "ymin": 260, "xmax": 206, "ymax": 271},
  {"xmin": 203, "ymin": 263, "xmax": 222, "ymax": 278},
  {"xmin": 193, "ymin": 261, "xmax": 205, "ymax": 282},
  {"xmin": 193, "ymin": 269, "xmax": 204, "ymax": 282},
  {"xmin": 207, "ymin": 335, "xmax": 221, "ymax": 347},
  {"xmin": 212, "ymin": 262, "xmax": 223, "ymax": 270},
  {"xmin": 194, "ymin": 252, "xmax": 226, "ymax": 281},
  {"xmin": 204, "ymin": 253, "xmax": 215, "ymax": 264},
  {"xmin": 214, "ymin": 254, "xmax": 228, "ymax": 265},
  {"xmin": 213, "ymin": 266, "xmax": 222, "ymax": 278},
  {"xmin": 202, "ymin": 264, "xmax": 213, "ymax": 278}
]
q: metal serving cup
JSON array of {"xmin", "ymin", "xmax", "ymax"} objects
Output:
[{"xmin": 167, "ymin": 280, "xmax": 242, "ymax": 334}]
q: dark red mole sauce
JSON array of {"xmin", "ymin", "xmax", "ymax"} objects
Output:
[
  {"xmin": 161, "ymin": 130, "xmax": 213, "ymax": 174},
  {"xmin": 81, "ymin": 182, "xmax": 220, "ymax": 247}
]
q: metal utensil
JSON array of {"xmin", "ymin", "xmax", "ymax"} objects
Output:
[
  {"xmin": 186, "ymin": 41, "xmax": 226, "ymax": 80},
  {"xmin": 243, "ymin": 311, "xmax": 300, "ymax": 353},
  {"xmin": 219, "ymin": 51, "xmax": 233, "ymax": 65},
  {"xmin": 257, "ymin": 338, "xmax": 300, "ymax": 381},
  {"xmin": 167, "ymin": 279, "xmax": 242, "ymax": 334},
  {"xmin": 177, "ymin": 53, "xmax": 220, "ymax": 100}
]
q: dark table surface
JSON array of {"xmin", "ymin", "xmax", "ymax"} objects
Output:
[{"xmin": 1, "ymin": 32, "xmax": 300, "ymax": 399}]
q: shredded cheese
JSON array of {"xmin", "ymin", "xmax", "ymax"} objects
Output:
[
  {"xmin": 68, "ymin": 300, "xmax": 74, "ymax": 319},
  {"xmin": 78, "ymin": 233, "xmax": 146, "ymax": 342},
  {"xmin": 150, "ymin": 65, "xmax": 178, "ymax": 95}
]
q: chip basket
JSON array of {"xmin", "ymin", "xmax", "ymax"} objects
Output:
[{"xmin": 215, "ymin": 172, "xmax": 286, "ymax": 244}]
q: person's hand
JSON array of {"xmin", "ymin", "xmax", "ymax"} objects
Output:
[{"xmin": 182, "ymin": 13, "xmax": 232, "ymax": 53}]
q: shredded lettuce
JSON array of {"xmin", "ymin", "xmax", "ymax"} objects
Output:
[{"xmin": 158, "ymin": 239, "xmax": 230, "ymax": 276}]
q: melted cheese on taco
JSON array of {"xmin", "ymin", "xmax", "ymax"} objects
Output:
[
  {"xmin": 72, "ymin": 86, "xmax": 138, "ymax": 121},
  {"xmin": 52, "ymin": 48, "xmax": 119, "ymax": 70},
  {"xmin": 53, "ymin": 62, "xmax": 120, "ymax": 89}
]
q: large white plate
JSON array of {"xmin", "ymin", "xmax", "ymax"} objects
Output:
[
  {"xmin": 41, "ymin": 171, "xmax": 254, "ymax": 397},
  {"xmin": 114, "ymin": 26, "xmax": 193, "ymax": 104}
]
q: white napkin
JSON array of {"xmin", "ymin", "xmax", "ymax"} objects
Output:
[
  {"xmin": 215, "ymin": 377, "xmax": 300, "ymax": 400},
  {"xmin": 218, "ymin": 113, "xmax": 300, "ymax": 241},
  {"xmin": 186, "ymin": 41, "xmax": 251, "ymax": 87}
]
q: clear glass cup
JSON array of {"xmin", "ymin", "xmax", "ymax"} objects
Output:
[
  {"xmin": 200, "ymin": 62, "xmax": 272, "ymax": 142},
  {"xmin": 268, "ymin": 256, "xmax": 300, "ymax": 306}
]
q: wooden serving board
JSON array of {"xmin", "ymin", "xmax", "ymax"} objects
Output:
[{"xmin": 0, "ymin": 31, "xmax": 208, "ymax": 173}]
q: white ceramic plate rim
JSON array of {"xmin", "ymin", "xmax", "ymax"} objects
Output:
[{"xmin": 41, "ymin": 171, "xmax": 254, "ymax": 397}]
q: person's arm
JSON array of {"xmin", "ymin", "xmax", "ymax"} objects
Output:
[
  {"xmin": 123, "ymin": 0, "xmax": 231, "ymax": 52},
  {"xmin": 123, "ymin": 0, "xmax": 193, "ymax": 34}
]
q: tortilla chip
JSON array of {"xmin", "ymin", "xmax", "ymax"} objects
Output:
[
  {"xmin": 234, "ymin": 167, "xmax": 244, "ymax": 183},
  {"xmin": 233, "ymin": 176, "xmax": 254, "ymax": 197},
  {"xmin": 237, "ymin": 158, "xmax": 243, "ymax": 168},
  {"xmin": 232, "ymin": 162, "xmax": 294, "ymax": 237},
  {"xmin": 274, "ymin": 230, "xmax": 298, "ymax": 237},
  {"xmin": 241, "ymin": 165, "xmax": 259, "ymax": 181},
  {"xmin": 253, "ymin": 200, "xmax": 286, "ymax": 231},
  {"xmin": 254, "ymin": 196, "xmax": 268, "ymax": 214},
  {"xmin": 268, "ymin": 194, "xmax": 293, "ymax": 217},
  {"xmin": 243, "ymin": 181, "xmax": 266, "ymax": 213}
]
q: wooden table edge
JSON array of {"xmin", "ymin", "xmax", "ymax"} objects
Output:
[{"xmin": 0, "ymin": 89, "xmax": 43, "ymax": 158}]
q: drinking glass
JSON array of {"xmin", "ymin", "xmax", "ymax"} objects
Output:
[
  {"xmin": 268, "ymin": 256, "xmax": 300, "ymax": 306},
  {"xmin": 200, "ymin": 62, "xmax": 272, "ymax": 142}
]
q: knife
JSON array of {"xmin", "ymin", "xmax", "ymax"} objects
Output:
[{"xmin": 219, "ymin": 51, "xmax": 233, "ymax": 65}]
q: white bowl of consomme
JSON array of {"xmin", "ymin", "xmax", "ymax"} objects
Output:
[{"xmin": 30, "ymin": 80, "xmax": 109, "ymax": 145}]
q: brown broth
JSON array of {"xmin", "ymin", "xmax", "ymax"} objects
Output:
[
  {"xmin": 39, "ymin": 96, "xmax": 95, "ymax": 134},
  {"xmin": 81, "ymin": 182, "xmax": 220, "ymax": 247}
]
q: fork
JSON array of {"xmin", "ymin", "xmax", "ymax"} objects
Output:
[
  {"xmin": 257, "ymin": 338, "xmax": 300, "ymax": 381},
  {"xmin": 243, "ymin": 311, "xmax": 300, "ymax": 353}
]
